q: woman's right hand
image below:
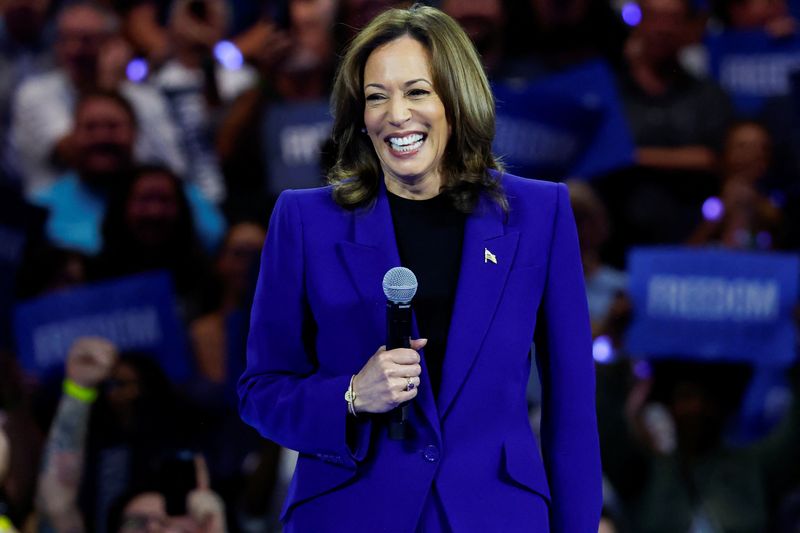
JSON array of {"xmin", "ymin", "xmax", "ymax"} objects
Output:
[{"xmin": 352, "ymin": 339, "xmax": 426, "ymax": 414}]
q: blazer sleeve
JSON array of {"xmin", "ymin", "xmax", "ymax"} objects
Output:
[
  {"xmin": 534, "ymin": 183, "xmax": 603, "ymax": 532},
  {"xmin": 238, "ymin": 190, "xmax": 369, "ymax": 465}
]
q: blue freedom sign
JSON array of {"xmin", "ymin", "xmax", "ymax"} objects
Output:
[
  {"xmin": 13, "ymin": 271, "xmax": 192, "ymax": 380},
  {"xmin": 492, "ymin": 59, "xmax": 635, "ymax": 180},
  {"xmin": 706, "ymin": 29, "xmax": 800, "ymax": 116},
  {"xmin": 262, "ymin": 100, "xmax": 332, "ymax": 196},
  {"xmin": 626, "ymin": 247, "xmax": 799, "ymax": 365}
]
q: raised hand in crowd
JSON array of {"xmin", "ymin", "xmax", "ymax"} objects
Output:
[
  {"xmin": 170, "ymin": 0, "xmax": 227, "ymax": 55},
  {"xmin": 113, "ymin": 454, "xmax": 227, "ymax": 533},
  {"xmin": 65, "ymin": 336, "xmax": 118, "ymax": 389},
  {"xmin": 235, "ymin": 20, "xmax": 293, "ymax": 71},
  {"xmin": 96, "ymin": 36, "xmax": 134, "ymax": 92},
  {"xmin": 184, "ymin": 456, "xmax": 226, "ymax": 533},
  {"xmin": 36, "ymin": 336, "xmax": 118, "ymax": 533}
]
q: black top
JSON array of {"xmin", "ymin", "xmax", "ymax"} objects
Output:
[
  {"xmin": 616, "ymin": 65, "xmax": 734, "ymax": 151},
  {"xmin": 387, "ymin": 190, "xmax": 466, "ymax": 397}
]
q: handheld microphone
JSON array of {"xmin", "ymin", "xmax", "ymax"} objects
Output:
[{"xmin": 382, "ymin": 267, "xmax": 418, "ymax": 440}]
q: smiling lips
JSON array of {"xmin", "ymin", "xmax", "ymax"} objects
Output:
[{"xmin": 386, "ymin": 132, "xmax": 426, "ymax": 155}]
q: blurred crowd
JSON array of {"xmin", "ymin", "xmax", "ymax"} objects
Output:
[{"xmin": 0, "ymin": 0, "xmax": 799, "ymax": 532}]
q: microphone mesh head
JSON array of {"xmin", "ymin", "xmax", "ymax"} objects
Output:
[{"xmin": 382, "ymin": 267, "xmax": 418, "ymax": 303}]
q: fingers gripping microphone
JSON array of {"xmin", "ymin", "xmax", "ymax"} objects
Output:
[{"xmin": 382, "ymin": 267, "xmax": 418, "ymax": 440}]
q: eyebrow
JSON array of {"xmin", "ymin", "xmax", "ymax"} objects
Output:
[{"xmin": 364, "ymin": 79, "xmax": 433, "ymax": 90}]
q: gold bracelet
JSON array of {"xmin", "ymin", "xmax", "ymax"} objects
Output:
[{"xmin": 344, "ymin": 375, "xmax": 357, "ymax": 417}]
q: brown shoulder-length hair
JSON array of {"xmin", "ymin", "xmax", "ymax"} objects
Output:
[{"xmin": 328, "ymin": 4, "xmax": 506, "ymax": 213}]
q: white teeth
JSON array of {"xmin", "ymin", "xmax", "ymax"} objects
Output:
[
  {"xmin": 390, "ymin": 139, "xmax": 423, "ymax": 153},
  {"xmin": 388, "ymin": 133, "xmax": 424, "ymax": 147}
]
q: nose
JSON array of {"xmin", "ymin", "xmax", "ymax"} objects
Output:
[{"xmin": 387, "ymin": 96, "xmax": 411, "ymax": 126}]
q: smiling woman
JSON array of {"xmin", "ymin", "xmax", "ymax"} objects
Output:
[
  {"xmin": 362, "ymin": 37, "xmax": 450, "ymax": 199},
  {"xmin": 238, "ymin": 4, "xmax": 602, "ymax": 532},
  {"xmin": 328, "ymin": 4, "xmax": 505, "ymax": 212}
]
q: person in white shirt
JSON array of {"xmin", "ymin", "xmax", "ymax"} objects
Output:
[
  {"xmin": 10, "ymin": 1, "xmax": 186, "ymax": 197},
  {"xmin": 150, "ymin": 0, "xmax": 258, "ymax": 204}
]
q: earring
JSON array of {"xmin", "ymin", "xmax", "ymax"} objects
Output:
[{"xmin": 361, "ymin": 127, "xmax": 367, "ymax": 133}]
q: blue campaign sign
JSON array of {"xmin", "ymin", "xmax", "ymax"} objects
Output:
[
  {"xmin": 162, "ymin": 86, "xmax": 225, "ymax": 203},
  {"xmin": 262, "ymin": 100, "xmax": 332, "ymax": 196},
  {"xmin": 492, "ymin": 59, "xmax": 635, "ymax": 180},
  {"xmin": 706, "ymin": 29, "xmax": 800, "ymax": 116},
  {"xmin": 13, "ymin": 271, "xmax": 192, "ymax": 380},
  {"xmin": 626, "ymin": 247, "xmax": 799, "ymax": 365}
]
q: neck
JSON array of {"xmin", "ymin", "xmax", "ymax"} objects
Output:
[{"xmin": 385, "ymin": 174, "xmax": 441, "ymax": 200}]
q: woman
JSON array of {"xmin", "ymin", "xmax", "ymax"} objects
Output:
[
  {"xmin": 93, "ymin": 164, "xmax": 215, "ymax": 321},
  {"xmin": 238, "ymin": 5, "xmax": 601, "ymax": 532}
]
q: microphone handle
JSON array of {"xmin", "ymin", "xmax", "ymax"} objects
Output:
[{"xmin": 386, "ymin": 301, "xmax": 411, "ymax": 440}]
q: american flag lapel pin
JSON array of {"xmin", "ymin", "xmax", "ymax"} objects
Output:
[{"xmin": 484, "ymin": 248, "xmax": 497, "ymax": 264}]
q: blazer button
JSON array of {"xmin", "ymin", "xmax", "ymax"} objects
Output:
[{"xmin": 422, "ymin": 445, "xmax": 439, "ymax": 463}]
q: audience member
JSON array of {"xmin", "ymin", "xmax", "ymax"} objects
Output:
[
  {"xmin": 688, "ymin": 120, "xmax": 783, "ymax": 249},
  {"xmin": 618, "ymin": 0, "xmax": 734, "ymax": 173},
  {"xmin": 36, "ymin": 336, "xmax": 118, "ymax": 532},
  {"xmin": 185, "ymin": 221, "xmax": 281, "ymax": 532},
  {"xmin": 601, "ymin": 359, "xmax": 800, "ymax": 532},
  {"xmin": 36, "ymin": 337, "xmax": 201, "ymax": 533},
  {"xmin": 151, "ymin": 0, "xmax": 258, "ymax": 204},
  {"xmin": 122, "ymin": 0, "xmax": 273, "ymax": 68},
  {"xmin": 92, "ymin": 164, "xmax": 216, "ymax": 321},
  {"xmin": 10, "ymin": 1, "xmax": 185, "ymax": 195},
  {"xmin": 217, "ymin": 0, "xmax": 336, "ymax": 219},
  {"xmin": 190, "ymin": 221, "xmax": 264, "ymax": 385},
  {"xmin": 594, "ymin": 0, "xmax": 735, "ymax": 261},
  {"xmin": 30, "ymin": 90, "xmax": 136, "ymax": 254},
  {"xmin": 105, "ymin": 455, "xmax": 227, "ymax": 533},
  {"xmin": 0, "ymin": 0, "xmax": 55, "ymax": 188},
  {"xmin": 0, "ymin": 0, "xmax": 55, "ymax": 125},
  {"xmin": 567, "ymin": 180, "xmax": 628, "ymax": 337},
  {"xmin": 30, "ymin": 92, "xmax": 224, "ymax": 255}
]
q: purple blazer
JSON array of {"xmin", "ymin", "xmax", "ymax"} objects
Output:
[{"xmin": 238, "ymin": 172, "xmax": 602, "ymax": 532}]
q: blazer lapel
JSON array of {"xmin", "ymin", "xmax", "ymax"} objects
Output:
[
  {"xmin": 437, "ymin": 195, "xmax": 519, "ymax": 420},
  {"xmin": 337, "ymin": 184, "xmax": 442, "ymax": 442}
]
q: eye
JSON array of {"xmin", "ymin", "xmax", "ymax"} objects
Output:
[
  {"xmin": 365, "ymin": 93, "xmax": 386, "ymax": 102},
  {"xmin": 408, "ymin": 88, "xmax": 430, "ymax": 97}
]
